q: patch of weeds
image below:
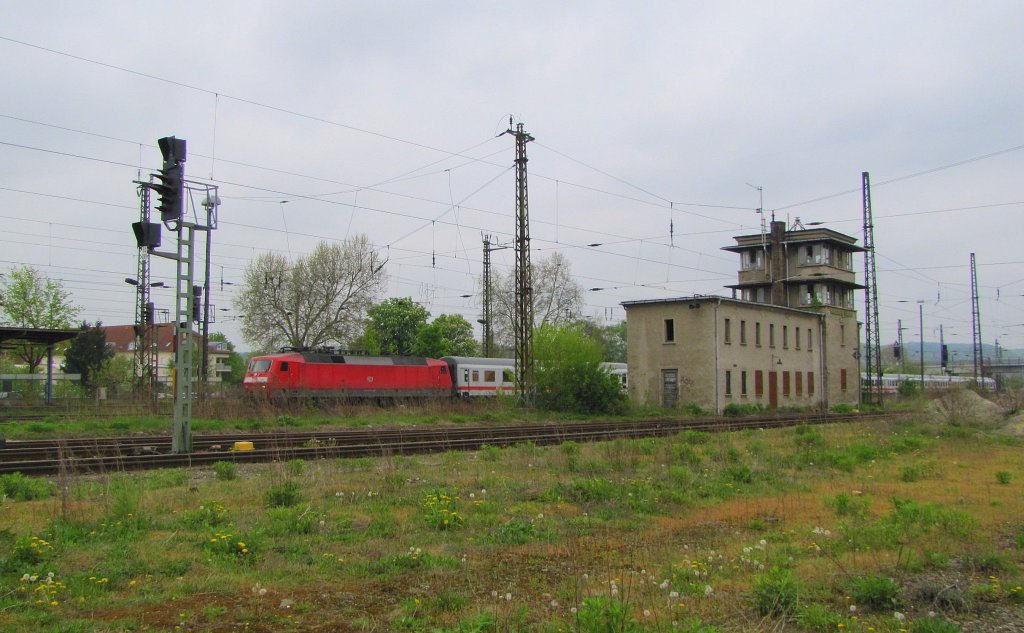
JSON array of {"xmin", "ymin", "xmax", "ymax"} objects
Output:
[
  {"xmin": 202, "ymin": 531, "xmax": 256, "ymax": 563},
  {"xmin": 890, "ymin": 433, "xmax": 929, "ymax": 453},
  {"xmin": 723, "ymin": 463, "xmax": 754, "ymax": 484},
  {"xmin": 669, "ymin": 443, "xmax": 703, "ymax": 468},
  {"xmin": 422, "ymin": 490, "xmax": 465, "ymax": 530},
  {"xmin": 751, "ymin": 567, "xmax": 803, "ymax": 616},
  {"xmin": 795, "ymin": 603, "xmax": 842, "ymax": 631},
  {"xmin": 573, "ymin": 595, "xmax": 645, "ymax": 632},
  {"xmin": 105, "ymin": 474, "xmax": 143, "ymax": 518},
  {"xmin": 479, "ymin": 444, "xmax": 501, "ymax": 462},
  {"xmin": 1, "ymin": 534, "xmax": 55, "ymax": 571},
  {"xmin": 908, "ymin": 581, "xmax": 968, "ymax": 613},
  {"xmin": 144, "ymin": 468, "xmax": 190, "ymax": 489},
  {"xmin": 265, "ymin": 481, "xmax": 303, "ymax": 507},
  {"xmin": 849, "ymin": 574, "xmax": 901, "ymax": 610},
  {"xmin": 995, "ymin": 471, "xmax": 1011, "ymax": 485},
  {"xmin": 179, "ymin": 502, "xmax": 231, "ymax": 529},
  {"xmin": 212, "ymin": 461, "xmax": 237, "ymax": 481},
  {"xmin": 435, "ymin": 612, "xmax": 496, "ymax": 633},
  {"xmin": 960, "ymin": 551, "xmax": 1008, "ymax": 572},
  {"xmin": 260, "ymin": 505, "xmax": 321, "ymax": 537},
  {"xmin": 285, "ymin": 459, "xmax": 305, "ymax": 477},
  {"xmin": 827, "ymin": 492, "xmax": 870, "ymax": 519},
  {"xmin": 0, "ymin": 472, "xmax": 54, "ymax": 500},
  {"xmin": 492, "ymin": 518, "xmax": 540, "ymax": 545},
  {"xmin": 901, "ymin": 460, "xmax": 940, "ymax": 482},
  {"xmin": 426, "ymin": 588, "xmax": 468, "ymax": 613},
  {"xmin": 910, "ymin": 619, "xmax": 963, "ymax": 633},
  {"xmin": 680, "ymin": 430, "xmax": 711, "ymax": 444},
  {"xmin": 559, "ymin": 477, "xmax": 616, "ymax": 503}
]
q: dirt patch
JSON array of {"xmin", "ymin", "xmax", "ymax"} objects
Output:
[{"xmin": 924, "ymin": 389, "xmax": 1004, "ymax": 426}]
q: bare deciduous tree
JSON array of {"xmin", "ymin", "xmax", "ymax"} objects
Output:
[
  {"xmin": 235, "ymin": 236, "xmax": 387, "ymax": 352},
  {"xmin": 489, "ymin": 252, "xmax": 583, "ymax": 351}
]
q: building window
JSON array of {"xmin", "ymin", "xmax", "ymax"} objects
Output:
[
  {"xmin": 782, "ymin": 371, "xmax": 790, "ymax": 396},
  {"xmin": 724, "ymin": 318, "xmax": 731, "ymax": 343},
  {"xmin": 796, "ymin": 371, "xmax": 803, "ymax": 396},
  {"xmin": 741, "ymin": 371, "xmax": 748, "ymax": 396},
  {"xmin": 740, "ymin": 320, "xmax": 747, "ymax": 345},
  {"xmin": 795, "ymin": 328, "xmax": 801, "ymax": 350},
  {"xmin": 755, "ymin": 370, "xmax": 764, "ymax": 397},
  {"xmin": 807, "ymin": 328, "xmax": 813, "ymax": 351},
  {"xmin": 755, "ymin": 322, "xmax": 761, "ymax": 346},
  {"xmin": 840, "ymin": 323, "xmax": 846, "ymax": 346},
  {"xmin": 841, "ymin": 368, "xmax": 848, "ymax": 391},
  {"xmin": 769, "ymin": 324, "xmax": 775, "ymax": 348},
  {"xmin": 725, "ymin": 370, "xmax": 732, "ymax": 396},
  {"xmin": 664, "ymin": 318, "xmax": 675, "ymax": 343},
  {"xmin": 783, "ymin": 325, "xmax": 789, "ymax": 349},
  {"xmin": 808, "ymin": 371, "xmax": 815, "ymax": 395}
]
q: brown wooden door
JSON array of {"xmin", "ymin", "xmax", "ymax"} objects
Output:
[{"xmin": 768, "ymin": 371, "xmax": 778, "ymax": 408}]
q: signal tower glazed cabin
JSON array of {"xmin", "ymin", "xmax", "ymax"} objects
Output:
[{"xmin": 623, "ymin": 220, "xmax": 863, "ymax": 413}]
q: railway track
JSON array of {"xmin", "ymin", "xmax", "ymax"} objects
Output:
[{"xmin": 0, "ymin": 411, "xmax": 892, "ymax": 476}]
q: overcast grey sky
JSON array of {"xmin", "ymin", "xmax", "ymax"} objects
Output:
[{"xmin": 2, "ymin": 1, "xmax": 1023, "ymax": 355}]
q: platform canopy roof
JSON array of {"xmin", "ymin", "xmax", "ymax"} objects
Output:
[{"xmin": 0, "ymin": 326, "xmax": 79, "ymax": 348}]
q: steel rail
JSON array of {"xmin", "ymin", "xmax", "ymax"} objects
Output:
[{"xmin": 0, "ymin": 412, "xmax": 895, "ymax": 476}]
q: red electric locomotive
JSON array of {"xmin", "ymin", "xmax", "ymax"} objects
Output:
[{"xmin": 243, "ymin": 349, "xmax": 453, "ymax": 400}]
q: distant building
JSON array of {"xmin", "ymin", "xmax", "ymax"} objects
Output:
[
  {"xmin": 623, "ymin": 221, "xmax": 862, "ymax": 412},
  {"xmin": 102, "ymin": 324, "xmax": 232, "ymax": 389}
]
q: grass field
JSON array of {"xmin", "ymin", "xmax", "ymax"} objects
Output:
[{"xmin": 1, "ymin": 405, "xmax": 1022, "ymax": 632}]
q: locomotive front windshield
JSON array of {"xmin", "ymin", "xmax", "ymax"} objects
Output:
[{"xmin": 249, "ymin": 359, "xmax": 272, "ymax": 372}]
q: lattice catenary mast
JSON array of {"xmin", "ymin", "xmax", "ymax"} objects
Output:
[
  {"xmin": 861, "ymin": 171, "xmax": 882, "ymax": 405},
  {"xmin": 504, "ymin": 120, "xmax": 535, "ymax": 404},
  {"xmin": 970, "ymin": 252, "xmax": 983, "ymax": 383}
]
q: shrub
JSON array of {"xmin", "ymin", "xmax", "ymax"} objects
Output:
[
  {"xmin": 533, "ymin": 324, "xmax": 628, "ymax": 415},
  {"xmin": 996, "ymin": 471, "xmax": 1011, "ymax": 485},
  {"xmin": 849, "ymin": 574, "xmax": 901, "ymax": 610},
  {"xmin": 752, "ymin": 567, "xmax": 803, "ymax": 616},
  {"xmin": 212, "ymin": 461, "xmax": 237, "ymax": 481},
  {"xmin": 723, "ymin": 403, "xmax": 764, "ymax": 416},
  {"xmin": 479, "ymin": 444, "xmax": 501, "ymax": 462},
  {"xmin": 826, "ymin": 492, "xmax": 870, "ymax": 519}
]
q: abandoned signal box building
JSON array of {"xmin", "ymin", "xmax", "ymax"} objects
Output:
[{"xmin": 623, "ymin": 220, "xmax": 863, "ymax": 412}]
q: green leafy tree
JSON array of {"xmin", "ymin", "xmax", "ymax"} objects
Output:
[
  {"xmin": 62, "ymin": 321, "xmax": 113, "ymax": 394},
  {"xmin": 533, "ymin": 323, "xmax": 627, "ymax": 414},
  {"xmin": 235, "ymin": 236, "xmax": 387, "ymax": 351},
  {"xmin": 95, "ymin": 354, "xmax": 134, "ymax": 396},
  {"xmin": 209, "ymin": 332, "xmax": 246, "ymax": 386},
  {"xmin": 582, "ymin": 320, "xmax": 626, "ymax": 362},
  {"xmin": 412, "ymin": 314, "xmax": 478, "ymax": 358},
  {"xmin": 0, "ymin": 266, "xmax": 79, "ymax": 373},
  {"xmin": 362, "ymin": 297, "xmax": 429, "ymax": 356}
]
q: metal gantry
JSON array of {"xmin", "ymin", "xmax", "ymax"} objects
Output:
[{"xmin": 861, "ymin": 171, "xmax": 882, "ymax": 405}]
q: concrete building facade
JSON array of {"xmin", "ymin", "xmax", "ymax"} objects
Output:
[{"xmin": 623, "ymin": 221, "xmax": 862, "ymax": 412}]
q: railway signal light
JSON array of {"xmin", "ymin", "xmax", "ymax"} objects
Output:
[
  {"xmin": 192, "ymin": 285, "xmax": 203, "ymax": 323},
  {"xmin": 154, "ymin": 136, "xmax": 186, "ymax": 223}
]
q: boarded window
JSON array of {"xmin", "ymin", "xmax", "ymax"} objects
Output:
[
  {"xmin": 662, "ymin": 369, "xmax": 679, "ymax": 407},
  {"xmin": 782, "ymin": 371, "xmax": 790, "ymax": 396},
  {"xmin": 808, "ymin": 372, "xmax": 815, "ymax": 395},
  {"xmin": 841, "ymin": 368, "xmax": 848, "ymax": 391},
  {"xmin": 796, "ymin": 371, "xmax": 803, "ymax": 396},
  {"xmin": 755, "ymin": 370, "xmax": 764, "ymax": 397}
]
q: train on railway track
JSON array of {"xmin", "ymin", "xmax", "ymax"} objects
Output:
[
  {"xmin": 861, "ymin": 372, "xmax": 995, "ymax": 393},
  {"xmin": 243, "ymin": 348, "xmax": 627, "ymax": 400}
]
